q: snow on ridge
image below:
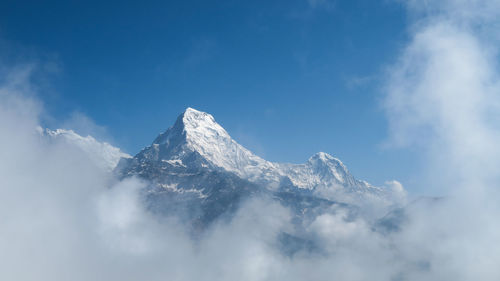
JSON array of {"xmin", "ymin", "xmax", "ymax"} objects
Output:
[
  {"xmin": 142, "ymin": 107, "xmax": 383, "ymax": 194},
  {"xmin": 40, "ymin": 127, "xmax": 131, "ymax": 171}
]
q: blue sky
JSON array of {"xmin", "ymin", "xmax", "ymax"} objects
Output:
[{"xmin": 0, "ymin": 0, "xmax": 423, "ymax": 190}]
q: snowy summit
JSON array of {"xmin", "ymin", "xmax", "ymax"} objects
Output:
[{"xmin": 121, "ymin": 107, "xmax": 385, "ymax": 196}]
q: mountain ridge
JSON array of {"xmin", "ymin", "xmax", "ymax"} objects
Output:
[
  {"xmin": 123, "ymin": 107, "xmax": 384, "ymax": 197},
  {"xmin": 39, "ymin": 107, "xmax": 405, "ymax": 232},
  {"xmin": 39, "ymin": 127, "xmax": 131, "ymax": 171}
]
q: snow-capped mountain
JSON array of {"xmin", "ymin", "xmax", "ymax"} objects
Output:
[
  {"xmin": 121, "ymin": 107, "xmax": 382, "ymax": 196},
  {"xmin": 118, "ymin": 108, "xmax": 398, "ymax": 228},
  {"xmin": 35, "ymin": 108, "xmax": 407, "ymax": 252},
  {"xmin": 39, "ymin": 127, "xmax": 131, "ymax": 171},
  {"xmin": 37, "ymin": 107, "xmax": 404, "ymax": 238}
]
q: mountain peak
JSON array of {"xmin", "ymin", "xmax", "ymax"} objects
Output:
[
  {"xmin": 148, "ymin": 108, "xmax": 269, "ymax": 177},
  {"xmin": 152, "ymin": 108, "xmax": 227, "ymax": 145},
  {"xmin": 310, "ymin": 152, "xmax": 335, "ymax": 161},
  {"xmin": 309, "ymin": 152, "xmax": 344, "ymax": 166},
  {"xmin": 180, "ymin": 107, "xmax": 231, "ymax": 141},
  {"xmin": 128, "ymin": 107, "xmax": 385, "ymax": 196},
  {"xmin": 182, "ymin": 107, "xmax": 215, "ymax": 124}
]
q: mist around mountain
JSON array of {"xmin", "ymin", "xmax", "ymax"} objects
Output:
[
  {"xmin": 4, "ymin": 94, "xmax": 496, "ymax": 281},
  {"xmin": 3, "ymin": 0, "xmax": 500, "ymax": 279},
  {"xmin": 115, "ymin": 107, "xmax": 405, "ymax": 230},
  {"xmin": 40, "ymin": 107, "xmax": 407, "ymax": 249},
  {"xmin": 4, "ymin": 75, "xmax": 500, "ymax": 281}
]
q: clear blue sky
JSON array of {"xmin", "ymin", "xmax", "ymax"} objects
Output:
[{"xmin": 0, "ymin": 0, "xmax": 423, "ymax": 190}]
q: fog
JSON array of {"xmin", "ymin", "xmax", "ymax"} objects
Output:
[{"xmin": 1, "ymin": 0, "xmax": 500, "ymax": 280}]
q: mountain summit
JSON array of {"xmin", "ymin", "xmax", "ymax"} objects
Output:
[
  {"xmin": 114, "ymin": 107, "xmax": 405, "ymax": 230},
  {"xmin": 146, "ymin": 107, "xmax": 275, "ymax": 182},
  {"xmin": 36, "ymin": 107, "xmax": 406, "ymax": 240},
  {"xmin": 120, "ymin": 108, "xmax": 387, "ymax": 199}
]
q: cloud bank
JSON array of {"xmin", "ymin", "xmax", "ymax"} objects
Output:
[{"xmin": 1, "ymin": 0, "xmax": 500, "ymax": 280}]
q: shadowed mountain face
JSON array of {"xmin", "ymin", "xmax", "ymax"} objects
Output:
[{"xmin": 117, "ymin": 108, "xmax": 398, "ymax": 231}]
